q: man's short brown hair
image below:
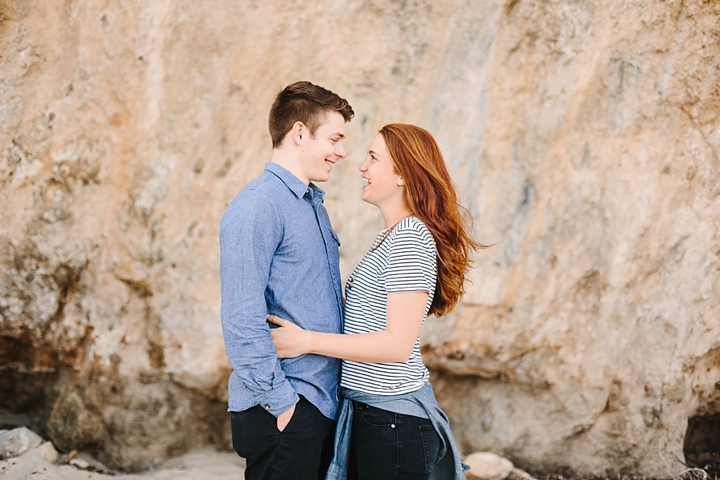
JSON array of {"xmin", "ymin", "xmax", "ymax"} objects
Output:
[{"xmin": 268, "ymin": 81, "xmax": 354, "ymax": 148}]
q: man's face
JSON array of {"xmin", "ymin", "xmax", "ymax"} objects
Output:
[{"xmin": 300, "ymin": 111, "xmax": 347, "ymax": 183}]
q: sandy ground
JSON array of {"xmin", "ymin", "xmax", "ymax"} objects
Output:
[{"xmin": 0, "ymin": 448, "xmax": 245, "ymax": 480}]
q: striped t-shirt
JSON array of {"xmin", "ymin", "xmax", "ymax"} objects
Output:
[{"xmin": 340, "ymin": 216, "xmax": 437, "ymax": 395}]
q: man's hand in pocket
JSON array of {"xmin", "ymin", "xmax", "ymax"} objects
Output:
[{"xmin": 277, "ymin": 403, "xmax": 296, "ymax": 432}]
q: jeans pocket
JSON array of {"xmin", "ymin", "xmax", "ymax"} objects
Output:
[
  {"xmin": 358, "ymin": 404, "xmax": 396, "ymax": 427},
  {"xmin": 419, "ymin": 424, "xmax": 441, "ymax": 472},
  {"xmin": 278, "ymin": 396, "xmax": 307, "ymax": 433},
  {"xmin": 231, "ymin": 407, "xmax": 276, "ymax": 458}
]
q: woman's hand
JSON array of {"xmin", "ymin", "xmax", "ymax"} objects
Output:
[{"xmin": 268, "ymin": 315, "xmax": 312, "ymax": 358}]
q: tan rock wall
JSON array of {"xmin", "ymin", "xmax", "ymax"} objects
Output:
[{"xmin": 1, "ymin": 0, "xmax": 718, "ymax": 474}]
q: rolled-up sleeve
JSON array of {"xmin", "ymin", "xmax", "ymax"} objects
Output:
[{"xmin": 219, "ymin": 191, "xmax": 298, "ymax": 416}]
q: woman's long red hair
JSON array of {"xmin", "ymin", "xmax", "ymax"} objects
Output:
[{"xmin": 380, "ymin": 124, "xmax": 489, "ymax": 317}]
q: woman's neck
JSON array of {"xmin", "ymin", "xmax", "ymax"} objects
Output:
[{"xmin": 380, "ymin": 205, "xmax": 413, "ymax": 229}]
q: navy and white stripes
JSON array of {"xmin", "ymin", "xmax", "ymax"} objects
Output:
[{"xmin": 340, "ymin": 216, "xmax": 437, "ymax": 395}]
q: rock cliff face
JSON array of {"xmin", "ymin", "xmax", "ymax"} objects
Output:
[{"xmin": 1, "ymin": 0, "xmax": 718, "ymax": 474}]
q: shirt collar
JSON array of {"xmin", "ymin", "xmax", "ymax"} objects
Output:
[{"xmin": 265, "ymin": 162, "xmax": 326, "ymax": 202}]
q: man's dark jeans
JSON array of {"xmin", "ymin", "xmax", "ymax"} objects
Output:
[
  {"xmin": 348, "ymin": 401, "xmax": 441, "ymax": 480},
  {"xmin": 231, "ymin": 396, "xmax": 335, "ymax": 480}
]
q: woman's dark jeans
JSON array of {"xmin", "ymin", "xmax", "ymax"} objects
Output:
[{"xmin": 348, "ymin": 401, "xmax": 441, "ymax": 480}]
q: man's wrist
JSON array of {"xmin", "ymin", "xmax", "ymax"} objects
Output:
[
  {"xmin": 273, "ymin": 398, "xmax": 298, "ymax": 418},
  {"xmin": 257, "ymin": 382, "xmax": 298, "ymax": 417}
]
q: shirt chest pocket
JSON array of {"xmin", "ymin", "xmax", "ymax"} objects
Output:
[
  {"xmin": 330, "ymin": 229, "xmax": 341, "ymax": 247},
  {"xmin": 275, "ymin": 223, "xmax": 325, "ymax": 263}
]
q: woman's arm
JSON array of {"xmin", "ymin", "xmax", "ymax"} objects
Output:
[{"xmin": 269, "ymin": 291, "xmax": 428, "ymax": 363}]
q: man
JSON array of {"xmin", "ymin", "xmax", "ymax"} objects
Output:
[{"xmin": 219, "ymin": 81, "xmax": 354, "ymax": 480}]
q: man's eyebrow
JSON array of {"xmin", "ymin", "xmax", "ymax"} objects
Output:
[{"xmin": 333, "ymin": 132, "xmax": 346, "ymax": 139}]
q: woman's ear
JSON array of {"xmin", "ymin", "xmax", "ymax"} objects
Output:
[{"xmin": 397, "ymin": 177, "xmax": 405, "ymax": 186}]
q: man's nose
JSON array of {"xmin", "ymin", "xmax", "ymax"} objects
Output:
[{"xmin": 336, "ymin": 142, "xmax": 346, "ymax": 159}]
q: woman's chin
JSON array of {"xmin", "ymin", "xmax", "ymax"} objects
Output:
[{"xmin": 359, "ymin": 193, "xmax": 376, "ymax": 206}]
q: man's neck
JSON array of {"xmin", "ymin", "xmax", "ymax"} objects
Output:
[{"xmin": 270, "ymin": 148, "xmax": 309, "ymax": 185}]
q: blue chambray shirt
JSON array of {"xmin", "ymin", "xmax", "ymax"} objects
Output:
[{"xmin": 219, "ymin": 162, "xmax": 344, "ymax": 420}]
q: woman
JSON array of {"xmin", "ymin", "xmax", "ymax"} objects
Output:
[{"xmin": 269, "ymin": 124, "xmax": 485, "ymax": 480}]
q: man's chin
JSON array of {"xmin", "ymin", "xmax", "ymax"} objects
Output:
[{"xmin": 311, "ymin": 172, "xmax": 331, "ymax": 183}]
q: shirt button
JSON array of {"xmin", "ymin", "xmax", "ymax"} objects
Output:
[
  {"xmin": 243, "ymin": 384, "xmax": 247, "ymax": 388},
  {"xmin": 305, "ymin": 189, "xmax": 310, "ymax": 194},
  {"xmin": 391, "ymin": 424, "xmax": 396, "ymax": 429},
  {"xmin": 265, "ymin": 405, "xmax": 270, "ymax": 410}
]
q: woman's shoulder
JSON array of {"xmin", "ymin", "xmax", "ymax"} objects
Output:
[
  {"xmin": 391, "ymin": 216, "xmax": 435, "ymax": 246},
  {"xmin": 395, "ymin": 216, "xmax": 429, "ymax": 233}
]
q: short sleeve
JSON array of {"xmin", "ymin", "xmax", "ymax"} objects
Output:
[{"xmin": 385, "ymin": 224, "xmax": 436, "ymax": 294}]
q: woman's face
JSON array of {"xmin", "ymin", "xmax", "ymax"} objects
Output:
[{"xmin": 358, "ymin": 133, "xmax": 406, "ymax": 209}]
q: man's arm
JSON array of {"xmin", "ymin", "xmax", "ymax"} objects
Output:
[{"xmin": 219, "ymin": 192, "xmax": 298, "ymax": 420}]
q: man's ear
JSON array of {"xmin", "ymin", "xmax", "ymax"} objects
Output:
[{"xmin": 291, "ymin": 121, "xmax": 305, "ymax": 145}]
